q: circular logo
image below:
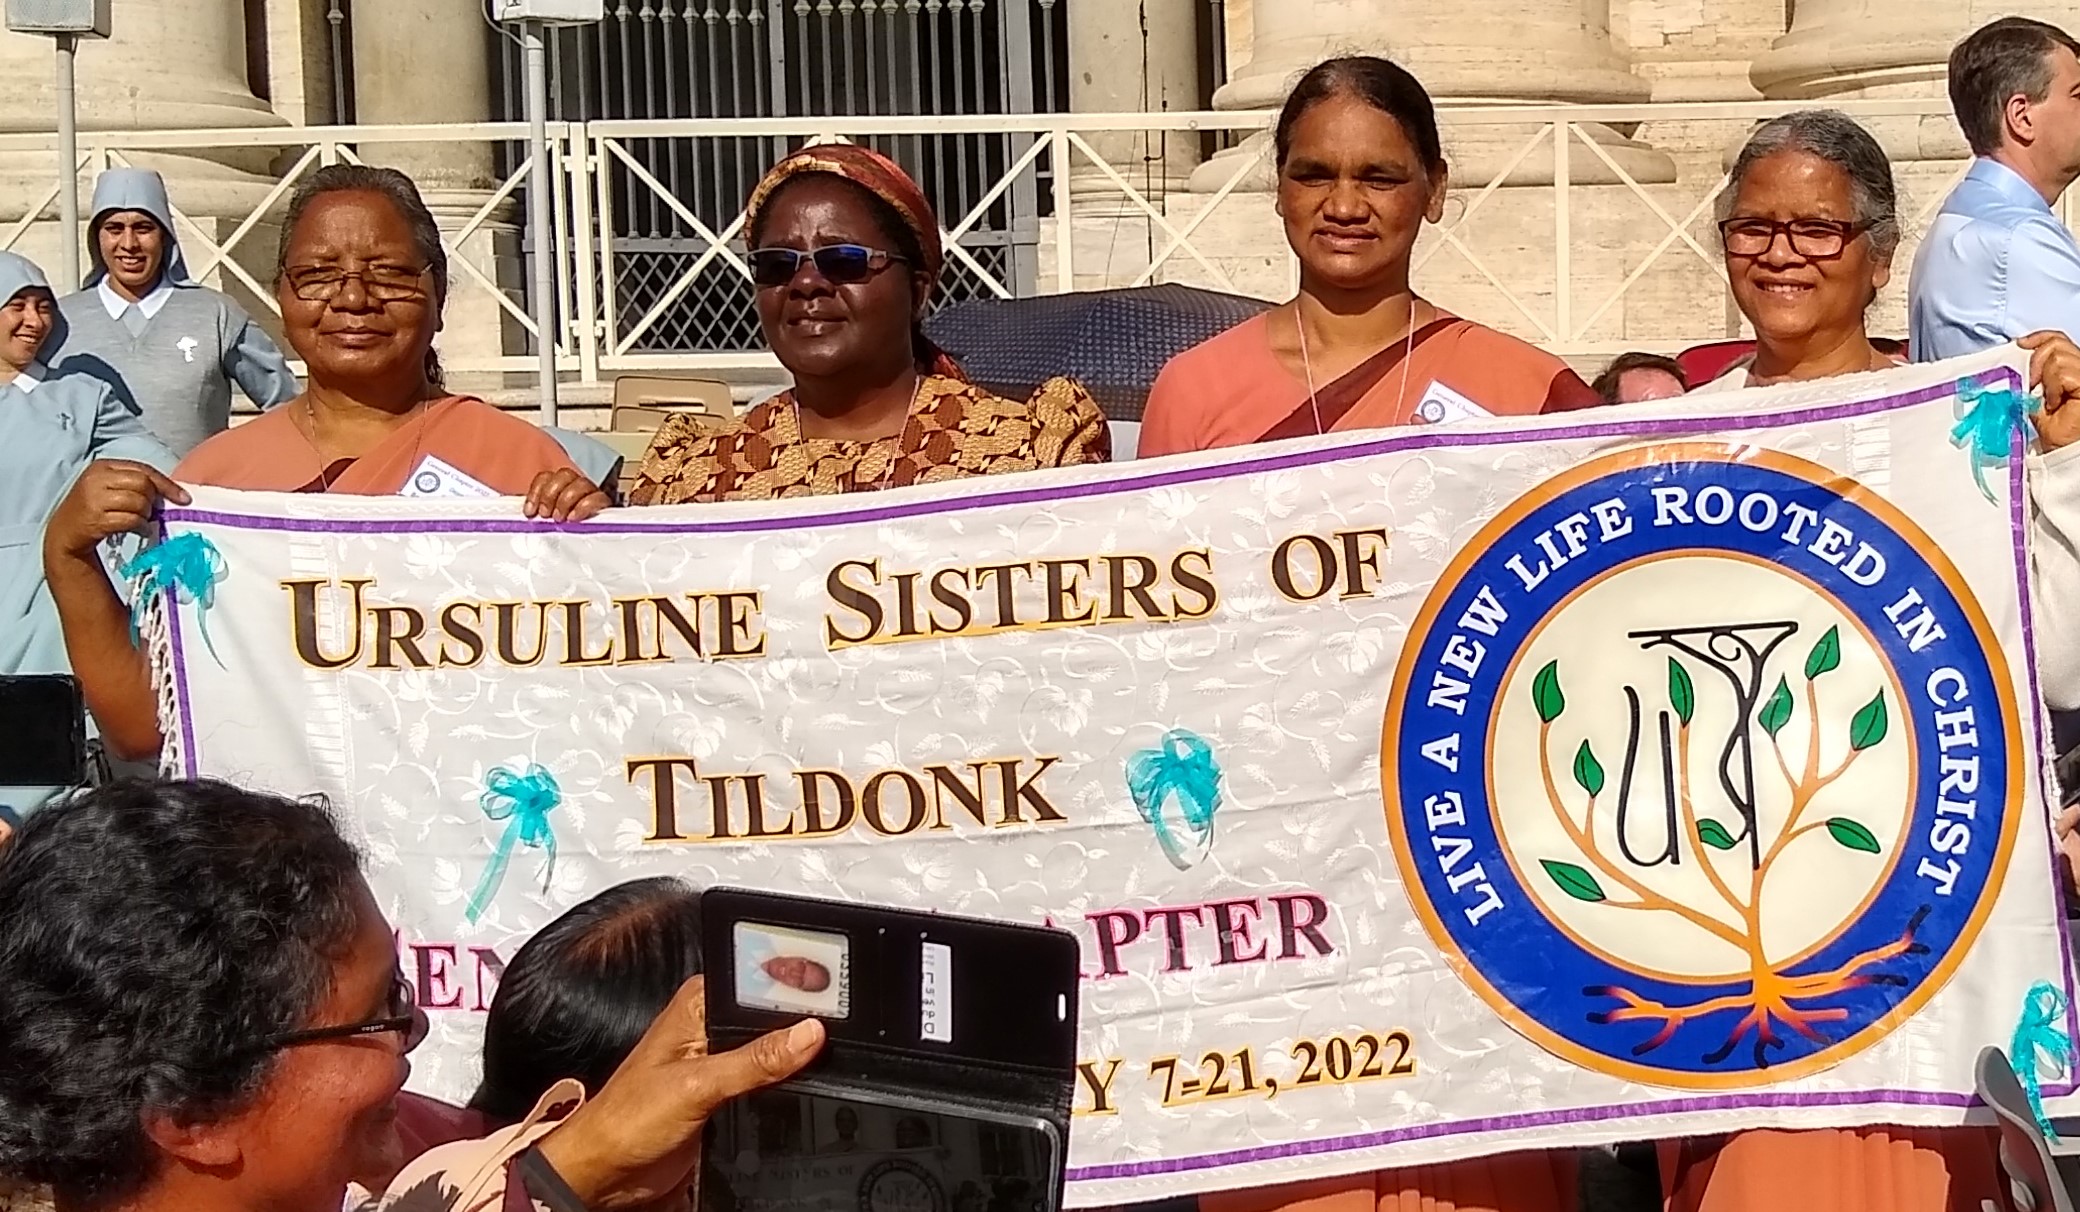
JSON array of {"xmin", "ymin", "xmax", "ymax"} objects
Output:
[
  {"xmin": 1385, "ymin": 444, "xmax": 2021, "ymax": 1088},
  {"xmin": 856, "ymin": 1158, "xmax": 943, "ymax": 1212}
]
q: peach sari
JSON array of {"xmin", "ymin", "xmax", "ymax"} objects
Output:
[
  {"xmin": 175, "ymin": 395, "xmax": 577, "ymax": 493},
  {"xmin": 1140, "ymin": 313, "xmax": 1594, "ymax": 458}
]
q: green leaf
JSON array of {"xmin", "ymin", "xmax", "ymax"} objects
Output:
[
  {"xmin": 1573, "ymin": 740, "xmax": 1606, "ymax": 798},
  {"xmin": 1696, "ymin": 819, "xmax": 1738, "ymax": 850},
  {"xmin": 1850, "ymin": 690, "xmax": 1889, "ymax": 751},
  {"xmin": 1532, "ymin": 661, "xmax": 1564, "ymax": 724},
  {"xmin": 1805, "ymin": 626, "xmax": 1842, "ymax": 680},
  {"xmin": 1668, "ymin": 658, "xmax": 1695, "ymax": 726},
  {"xmin": 1826, "ymin": 818, "xmax": 1882, "ymax": 854},
  {"xmin": 1758, "ymin": 675, "xmax": 1794, "ymax": 737},
  {"xmin": 1540, "ymin": 859, "xmax": 1607, "ymax": 903}
]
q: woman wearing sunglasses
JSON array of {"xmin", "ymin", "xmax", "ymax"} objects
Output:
[
  {"xmin": 0, "ymin": 780, "xmax": 822, "ymax": 1212},
  {"xmin": 41, "ymin": 165, "xmax": 612, "ymax": 768},
  {"xmin": 628, "ymin": 145, "xmax": 1109, "ymax": 504}
]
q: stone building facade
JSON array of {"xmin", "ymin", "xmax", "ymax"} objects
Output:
[{"xmin": 1, "ymin": 0, "xmax": 2075, "ymax": 373}]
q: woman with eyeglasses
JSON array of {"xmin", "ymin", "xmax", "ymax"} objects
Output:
[
  {"xmin": 40, "ymin": 165, "xmax": 612, "ymax": 766},
  {"xmin": 1656, "ymin": 107, "xmax": 2080, "ymax": 1212},
  {"xmin": 628, "ymin": 144, "xmax": 1109, "ymax": 504},
  {"xmin": 0, "ymin": 780, "xmax": 822, "ymax": 1212}
]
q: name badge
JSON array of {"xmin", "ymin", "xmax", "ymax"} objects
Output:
[
  {"xmin": 1413, "ymin": 380, "xmax": 1495, "ymax": 426},
  {"xmin": 400, "ymin": 454, "xmax": 498, "ymax": 500}
]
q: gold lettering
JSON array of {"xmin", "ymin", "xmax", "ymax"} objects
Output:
[
  {"xmin": 369, "ymin": 606, "xmax": 434, "ymax": 670},
  {"xmin": 438, "ymin": 602, "xmax": 486, "ymax": 668},
  {"xmin": 283, "ymin": 578, "xmax": 371, "ymax": 670},
  {"xmin": 862, "ymin": 770, "xmax": 930, "ymax": 836},
  {"xmin": 825, "ymin": 559, "xmax": 884, "ymax": 648},
  {"xmin": 1169, "ymin": 549, "xmax": 1218, "ymax": 620},
  {"xmin": 493, "ymin": 602, "xmax": 552, "ymax": 667},
  {"xmin": 715, "ymin": 592, "xmax": 767, "ymax": 658},
  {"xmin": 1042, "ymin": 558, "xmax": 1097, "ymax": 626},
  {"xmin": 628, "ymin": 757, "xmax": 700, "ymax": 842},
  {"xmin": 927, "ymin": 763, "xmax": 991, "ymax": 830}
]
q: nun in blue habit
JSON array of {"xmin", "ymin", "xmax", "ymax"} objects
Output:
[
  {"xmin": 49, "ymin": 167, "xmax": 299, "ymax": 457},
  {"xmin": 0, "ymin": 250, "xmax": 176, "ymax": 830}
]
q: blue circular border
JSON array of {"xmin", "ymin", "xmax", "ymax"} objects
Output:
[{"xmin": 1392, "ymin": 454, "xmax": 2014, "ymax": 1081}]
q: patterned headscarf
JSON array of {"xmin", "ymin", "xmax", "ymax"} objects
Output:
[
  {"xmin": 745, "ymin": 144, "xmax": 963, "ymax": 379},
  {"xmin": 747, "ymin": 143, "xmax": 944, "ymax": 286}
]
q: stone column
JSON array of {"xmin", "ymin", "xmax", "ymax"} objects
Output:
[
  {"xmin": 1751, "ymin": 0, "xmax": 2080, "ymax": 160},
  {"xmin": 352, "ymin": 0, "xmax": 516, "ymax": 392},
  {"xmin": 0, "ymin": 0, "xmax": 286, "ymax": 284},
  {"xmin": 1066, "ymin": 0, "xmax": 1202, "ymax": 204},
  {"xmin": 1191, "ymin": 0, "xmax": 1676, "ymax": 191},
  {"xmin": 1618, "ymin": 0, "xmax": 1786, "ymax": 102}
]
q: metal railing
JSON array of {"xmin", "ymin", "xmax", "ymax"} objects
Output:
[{"xmin": 0, "ymin": 96, "xmax": 2028, "ymax": 393}]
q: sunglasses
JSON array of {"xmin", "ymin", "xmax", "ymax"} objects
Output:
[
  {"xmin": 747, "ymin": 244, "xmax": 907, "ymax": 288},
  {"xmin": 250, "ymin": 975, "xmax": 427, "ymax": 1056}
]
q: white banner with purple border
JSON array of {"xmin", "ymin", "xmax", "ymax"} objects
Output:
[{"xmin": 155, "ymin": 347, "xmax": 2074, "ymax": 1205}]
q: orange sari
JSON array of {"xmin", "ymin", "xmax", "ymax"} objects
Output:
[
  {"xmin": 1658, "ymin": 1127, "xmax": 2003, "ymax": 1212},
  {"xmin": 175, "ymin": 396, "xmax": 578, "ymax": 493},
  {"xmin": 1140, "ymin": 313, "xmax": 1593, "ymax": 458},
  {"xmin": 1169, "ymin": 313, "xmax": 1585, "ymax": 1212}
]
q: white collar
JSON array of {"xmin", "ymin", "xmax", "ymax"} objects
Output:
[
  {"xmin": 97, "ymin": 278, "xmax": 176, "ymax": 320},
  {"xmin": 8, "ymin": 363, "xmax": 42, "ymax": 394}
]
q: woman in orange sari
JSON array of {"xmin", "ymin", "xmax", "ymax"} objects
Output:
[
  {"xmin": 1139, "ymin": 57, "xmax": 1592, "ymax": 459},
  {"xmin": 42, "ymin": 164, "xmax": 609, "ymax": 763},
  {"xmin": 1182, "ymin": 55, "xmax": 1583, "ymax": 1212}
]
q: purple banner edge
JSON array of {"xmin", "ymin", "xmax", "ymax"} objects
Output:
[{"xmin": 159, "ymin": 377, "xmax": 1978, "ymax": 538}]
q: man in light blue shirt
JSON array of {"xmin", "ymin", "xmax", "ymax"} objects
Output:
[{"xmin": 1910, "ymin": 17, "xmax": 2080, "ymax": 359}]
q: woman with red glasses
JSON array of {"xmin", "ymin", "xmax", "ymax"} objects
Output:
[
  {"xmin": 628, "ymin": 145, "xmax": 1109, "ymax": 504},
  {"xmin": 0, "ymin": 780, "xmax": 821, "ymax": 1212}
]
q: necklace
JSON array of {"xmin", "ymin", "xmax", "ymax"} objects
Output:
[
  {"xmin": 302, "ymin": 394, "xmax": 429, "ymax": 492},
  {"xmin": 1295, "ymin": 296, "xmax": 1423, "ymax": 436},
  {"xmin": 795, "ymin": 371, "xmax": 926, "ymax": 493}
]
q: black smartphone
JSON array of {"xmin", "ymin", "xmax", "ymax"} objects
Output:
[
  {"xmin": 698, "ymin": 888, "xmax": 1080, "ymax": 1212},
  {"xmin": 0, "ymin": 675, "xmax": 88, "ymax": 789}
]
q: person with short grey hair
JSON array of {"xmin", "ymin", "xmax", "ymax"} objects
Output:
[
  {"xmin": 1721, "ymin": 109, "xmax": 1901, "ymax": 253},
  {"xmin": 1696, "ymin": 110, "xmax": 1904, "ymax": 389}
]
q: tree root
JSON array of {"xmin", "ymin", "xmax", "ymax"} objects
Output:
[{"xmin": 1582, "ymin": 906, "xmax": 1931, "ymax": 1066}]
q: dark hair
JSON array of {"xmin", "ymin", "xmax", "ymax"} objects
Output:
[
  {"xmin": 1275, "ymin": 56, "xmax": 1445, "ymax": 176},
  {"xmin": 278, "ymin": 164, "xmax": 449, "ymax": 307},
  {"xmin": 749, "ymin": 172, "xmax": 939, "ymax": 371},
  {"xmin": 468, "ymin": 878, "xmax": 702, "ymax": 1123},
  {"xmin": 277, "ymin": 164, "xmax": 450, "ymax": 386},
  {"xmin": 1721, "ymin": 110, "xmax": 1901, "ymax": 260},
  {"xmin": 1951, "ymin": 17, "xmax": 2080, "ymax": 157},
  {"xmin": 1591, "ymin": 351, "xmax": 1688, "ymax": 403},
  {"xmin": 0, "ymin": 780, "xmax": 364, "ymax": 1205}
]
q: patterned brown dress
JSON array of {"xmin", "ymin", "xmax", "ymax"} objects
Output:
[{"xmin": 628, "ymin": 374, "xmax": 1110, "ymax": 505}]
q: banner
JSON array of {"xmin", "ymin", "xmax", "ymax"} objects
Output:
[{"xmin": 160, "ymin": 348, "xmax": 2073, "ymax": 1205}]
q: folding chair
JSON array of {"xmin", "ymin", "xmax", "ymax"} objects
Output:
[{"xmin": 1978, "ymin": 1045, "xmax": 2080, "ymax": 1212}]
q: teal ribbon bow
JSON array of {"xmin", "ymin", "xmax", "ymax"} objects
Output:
[
  {"xmin": 464, "ymin": 764, "xmax": 561, "ymax": 925},
  {"xmin": 121, "ymin": 532, "xmax": 227, "ymax": 665},
  {"xmin": 1126, "ymin": 730, "xmax": 1223, "ymax": 871},
  {"xmin": 1951, "ymin": 378, "xmax": 2041, "ymax": 503},
  {"xmin": 2011, "ymin": 980, "xmax": 2072, "ymax": 1140}
]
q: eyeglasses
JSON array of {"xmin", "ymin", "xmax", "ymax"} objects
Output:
[
  {"xmin": 747, "ymin": 244, "xmax": 906, "ymax": 288},
  {"xmin": 285, "ymin": 264, "xmax": 432, "ymax": 303},
  {"xmin": 1718, "ymin": 217, "xmax": 1866, "ymax": 259},
  {"xmin": 252, "ymin": 976, "xmax": 427, "ymax": 1055}
]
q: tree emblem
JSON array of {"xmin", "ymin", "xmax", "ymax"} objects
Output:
[{"xmin": 1527, "ymin": 621, "xmax": 1927, "ymax": 1068}]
